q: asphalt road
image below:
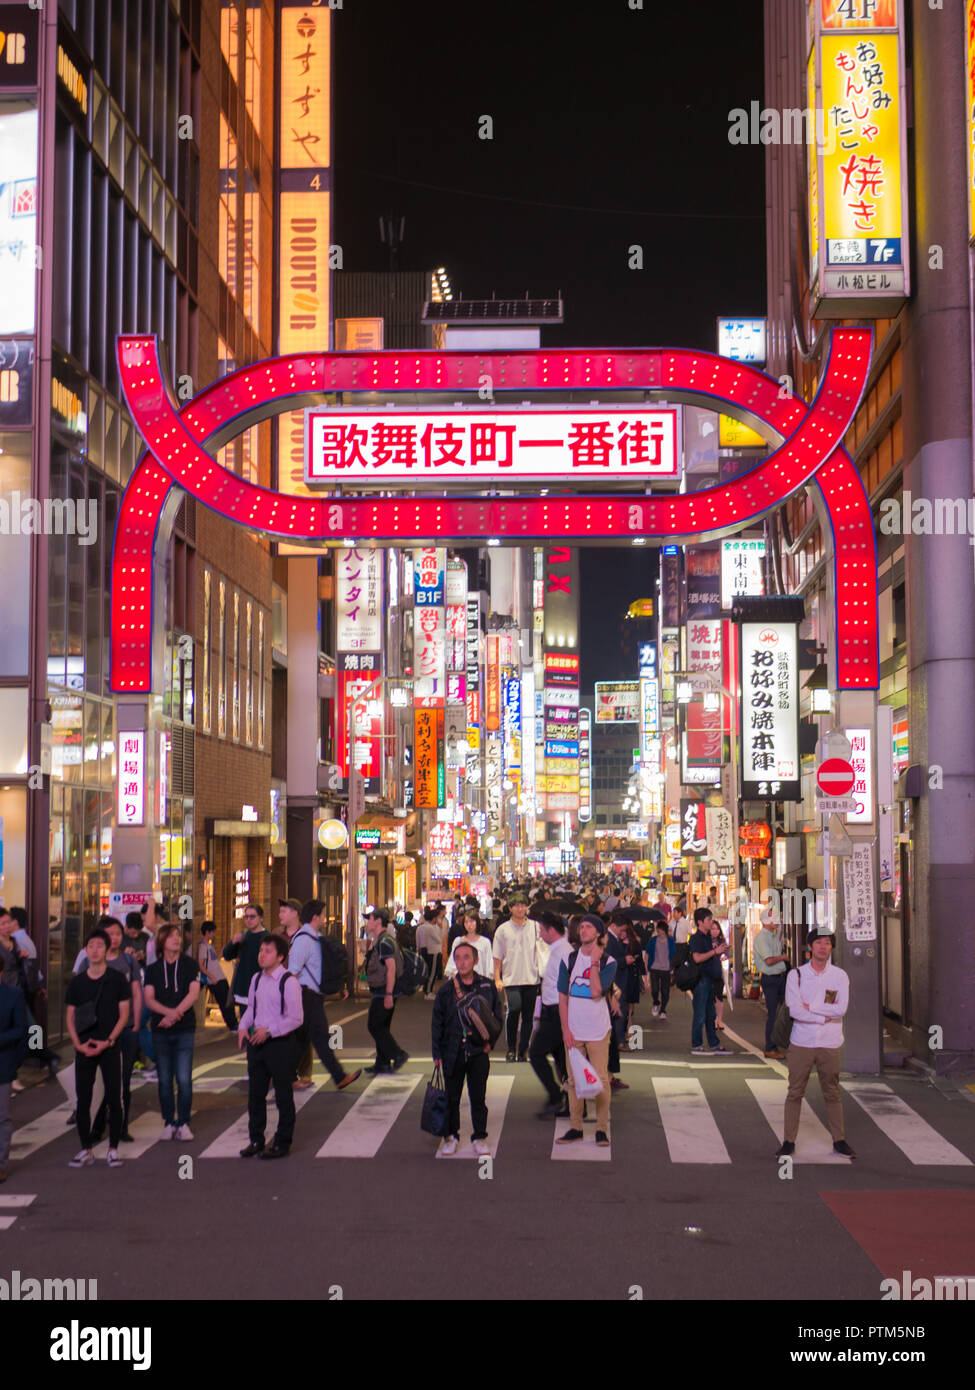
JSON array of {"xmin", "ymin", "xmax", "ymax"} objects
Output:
[{"xmin": 3, "ymin": 989, "xmax": 974, "ymax": 1304}]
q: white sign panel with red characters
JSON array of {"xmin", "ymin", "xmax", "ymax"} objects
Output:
[
  {"xmin": 336, "ymin": 547, "xmax": 383, "ymax": 652},
  {"xmin": 845, "ymin": 727, "xmax": 873, "ymax": 824},
  {"xmin": 117, "ymin": 731, "xmax": 145, "ymax": 826},
  {"xmin": 739, "ymin": 621, "xmax": 801, "ymax": 801},
  {"xmin": 414, "ymin": 604, "xmax": 446, "ymax": 706},
  {"xmin": 305, "ymin": 407, "xmax": 680, "ymax": 484}
]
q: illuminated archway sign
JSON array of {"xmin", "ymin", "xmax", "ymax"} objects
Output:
[{"xmin": 112, "ymin": 330, "xmax": 877, "ymax": 694}]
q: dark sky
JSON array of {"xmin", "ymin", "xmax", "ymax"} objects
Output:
[{"xmin": 333, "ymin": 0, "xmax": 767, "ymax": 680}]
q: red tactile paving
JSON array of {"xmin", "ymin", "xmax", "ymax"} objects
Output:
[{"xmin": 820, "ymin": 1189, "xmax": 975, "ymax": 1278}]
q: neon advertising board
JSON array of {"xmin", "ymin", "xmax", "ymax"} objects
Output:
[{"xmin": 112, "ymin": 333, "xmax": 877, "ymax": 698}]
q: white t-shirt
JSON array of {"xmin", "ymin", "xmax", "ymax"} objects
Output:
[
  {"xmin": 444, "ymin": 934, "xmax": 494, "ymax": 978},
  {"xmin": 674, "ymin": 916, "xmax": 692, "ymax": 944},
  {"xmin": 566, "ymin": 951, "xmax": 612, "ymax": 1041},
  {"xmin": 539, "ymin": 934, "xmax": 573, "ymax": 1006},
  {"xmin": 492, "ymin": 919, "xmax": 541, "ymax": 986}
]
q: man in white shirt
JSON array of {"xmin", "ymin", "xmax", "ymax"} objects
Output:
[
  {"xmin": 493, "ymin": 892, "xmax": 542, "ymax": 1063},
  {"xmin": 673, "ymin": 904, "xmax": 692, "ymax": 944},
  {"xmin": 777, "ymin": 927, "xmax": 855, "ymax": 1159},
  {"xmin": 529, "ymin": 912, "xmax": 573, "ymax": 1117}
]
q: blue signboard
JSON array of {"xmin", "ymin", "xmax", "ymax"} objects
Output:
[{"xmin": 545, "ymin": 738, "xmax": 579, "ymax": 759}]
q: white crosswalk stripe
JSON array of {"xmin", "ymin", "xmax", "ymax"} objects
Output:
[
  {"xmin": 0, "ymin": 1194, "xmax": 37, "ymax": 1231},
  {"xmin": 746, "ymin": 1079, "xmax": 850, "ymax": 1163},
  {"xmin": 841, "ymin": 1081, "xmax": 972, "ymax": 1165},
  {"xmin": 9, "ymin": 1102, "xmax": 77, "ymax": 1160},
  {"xmin": 435, "ymin": 1076, "xmax": 514, "ymax": 1159},
  {"xmin": 651, "ymin": 1077, "xmax": 731, "ymax": 1163},
  {"xmin": 317, "ymin": 1074, "xmax": 420, "ymax": 1157},
  {"xmin": 551, "ymin": 1114, "xmax": 612, "ymax": 1161},
  {"xmin": 200, "ymin": 1082, "xmax": 323, "ymax": 1158}
]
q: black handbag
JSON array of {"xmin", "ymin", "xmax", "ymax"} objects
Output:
[
  {"xmin": 73, "ymin": 976, "xmax": 106, "ymax": 1041},
  {"xmin": 453, "ymin": 978, "xmax": 502, "ymax": 1049},
  {"xmin": 420, "ymin": 1063, "xmax": 449, "ymax": 1137}
]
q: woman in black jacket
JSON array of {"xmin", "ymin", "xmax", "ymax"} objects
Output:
[{"xmin": 430, "ymin": 942, "xmax": 503, "ymax": 1158}]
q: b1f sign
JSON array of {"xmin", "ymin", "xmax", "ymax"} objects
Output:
[{"xmin": 305, "ymin": 408, "xmax": 680, "ymax": 483}]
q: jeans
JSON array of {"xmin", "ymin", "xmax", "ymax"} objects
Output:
[
  {"xmin": 529, "ymin": 1003, "xmax": 566, "ymax": 1104},
  {"xmin": 207, "ymin": 978, "xmax": 239, "ymax": 1031},
  {"xmin": 92, "ymin": 1028, "xmax": 139, "ymax": 1136},
  {"xmin": 297, "ymin": 986, "xmax": 346, "ymax": 1084},
  {"xmin": 0, "ymin": 1081, "xmax": 10, "ymax": 1164},
  {"xmin": 138, "ymin": 1017, "xmax": 155, "ymax": 1064},
  {"xmin": 247, "ymin": 1033, "xmax": 300, "ymax": 1147},
  {"xmin": 367, "ymin": 996, "xmax": 401, "ymax": 1066},
  {"xmin": 503, "ymin": 984, "xmax": 539, "ymax": 1055},
  {"xmin": 691, "ymin": 977, "xmax": 719, "ymax": 1050},
  {"xmin": 153, "ymin": 1030, "xmax": 195, "ymax": 1127},
  {"xmin": 75, "ymin": 1043, "xmax": 124, "ymax": 1148},
  {"xmin": 761, "ymin": 973, "xmax": 787, "ymax": 1051},
  {"xmin": 650, "ymin": 969, "xmax": 671, "ymax": 1012},
  {"xmin": 445, "ymin": 1050, "xmax": 490, "ymax": 1140}
]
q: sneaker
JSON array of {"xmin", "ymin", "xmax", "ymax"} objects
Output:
[
  {"xmin": 556, "ymin": 1128, "xmax": 585, "ymax": 1144},
  {"xmin": 610, "ymin": 1076, "xmax": 629, "ymax": 1091},
  {"xmin": 776, "ymin": 1140, "xmax": 796, "ymax": 1157},
  {"xmin": 160, "ymin": 1124, "xmax": 176, "ymax": 1141},
  {"xmin": 336, "ymin": 1068, "xmax": 362, "ymax": 1090},
  {"xmin": 174, "ymin": 1124, "xmax": 194, "ymax": 1141},
  {"xmin": 141, "ymin": 1069, "xmax": 158, "ymax": 1082},
  {"xmin": 472, "ymin": 1139, "xmax": 491, "ymax": 1157},
  {"xmin": 106, "ymin": 1148, "xmax": 124, "ymax": 1168},
  {"xmin": 505, "ymin": 1051, "xmax": 516, "ymax": 1063},
  {"xmin": 69, "ymin": 1149, "xmax": 94, "ymax": 1168},
  {"xmin": 659, "ymin": 1012, "xmax": 667, "ymax": 1020},
  {"xmin": 424, "ymin": 993, "xmax": 435, "ymax": 1001},
  {"xmin": 690, "ymin": 1046, "xmax": 710, "ymax": 1054},
  {"xmin": 440, "ymin": 1136, "xmax": 459, "ymax": 1156},
  {"xmin": 595, "ymin": 1130, "xmax": 610, "ymax": 1147},
  {"xmin": 764, "ymin": 1049, "xmax": 786, "ymax": 1059},
  {"xmin": 651, "ymin": 1005, "xmax": 660, "ymax": 1017},
  {"xmin": 833, "ymin": 1139, "xmax": 857, "ymax": 1158},
  {"xmin": 710, "ymin": 1046, "xmax": 733, "ymax": 1055},
  {"xmin": 293, "ymin": 1079, "xmax": 313, "ymax": 1090}
]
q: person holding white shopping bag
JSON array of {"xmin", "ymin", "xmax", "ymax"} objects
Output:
[{"xmin": 556, "ymin": 914, "xmax": 617, "ymax": 1148}]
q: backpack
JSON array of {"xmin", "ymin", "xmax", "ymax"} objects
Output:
[
  {"xmin": 397, "ymin": 946, "xmax": 431, "ymax": 996},
  {"xmin": 248, "ymin": 970, "xmax": 295, "ymax": 1014},
  {"xmin": 295, "ymin": 928, "xmax": 349, "ymax": 996},
  {"xmin": 771, "ymin": 969, "xmax": 802, "ymax": 1051},
  {"xmin": 672, "ymin": 941, "xmax": 700, "ymax": 992}
]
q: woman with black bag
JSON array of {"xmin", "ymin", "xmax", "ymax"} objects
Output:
[{"xmin": 430, "ymin": 941, "xmax": 503, "ymax": 1157}]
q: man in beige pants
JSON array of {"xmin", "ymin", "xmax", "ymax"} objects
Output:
[
  {"xmin": 556, "ymin": 915, "xmax": 618, "ymax": 1148},
  {"xmin": 777, "ymin": 927, "xmax": 856, "ymax": 1159}
]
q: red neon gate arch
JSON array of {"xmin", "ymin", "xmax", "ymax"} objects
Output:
[{"xmin": 112, "ymin": 329, "xmax": 877, "ymax": 693}]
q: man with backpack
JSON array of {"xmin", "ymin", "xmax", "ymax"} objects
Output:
[
  {"xmin": 237, "ymin": 934, "xmax": 304, "ymax": 1159},
  {"xmin": 364, "ymin": 908, "xmax": 409, "ymax": 1074},
  {"xmin": 431, "ymin": 940, "xmax": 504, "ymax": 1156},
  {"xmin": 286, "ymin": 899, "xmax": 360, "ymax": 1093}
]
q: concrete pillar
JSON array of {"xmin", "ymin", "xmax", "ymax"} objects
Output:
[{"xmin": 900, "ymin": 3, "xmax": 975, "ymax": 1071}]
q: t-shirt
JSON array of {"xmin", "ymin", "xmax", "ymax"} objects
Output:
[
  {"xmin": 562, "ymin": 951, "xmax": 614, "ymax": 1042},
  {"xmin": 144, "ymin": 955, "xmax": 200, "ymax": 1032},
  {"xmin": 492, "ymin": 919, "xmax": 541, "ymax": 986},
  {"xmin": 651, "ymin": 935, "xmax": 672, "ymax": 971},
  {"xmin": 79, "ymin": 952, "xmax": 140, "ymax": 1030},
  {"xmin": 369, "ymin": 934, "xmax": 398, "ymax": 996},
  {"xmin": 65, "ymin": 968, "xmax": 130, "ymax": 1041},
  {"xmin": 539, "ymin": 934, "xmax": 573, "ymax": 1006},
  {"xmin": 689, "ymin": 929, "xmax": 722, "ymax": 981}
]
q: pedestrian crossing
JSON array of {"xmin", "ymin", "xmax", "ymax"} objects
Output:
[
  {"xmin": 0, "ymin": 1194, "xmax": 36, "ymax": 1230},
  {"xmin": 4, "ymin": 1070, "xmax": 973, "ymax": 1172}
]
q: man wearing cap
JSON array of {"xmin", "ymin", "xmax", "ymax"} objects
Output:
[
  {"xmin": 777, "ymin": 927, "xmax": 855, "ymax": 1159},
  {"xmin": 285, "ymin": 900, "xmax": 361, "ymax": 1094},
  {"xmin": 223, "ymin": 904, "xmax": 270, "ymax": 1018},
  {"xmin": 492, "ymin": 891, "xmax": 543, "ymax": 1063},
  {"xmin": 364, "ymin": 908, "xmax": 408, "ymax": 1074}
]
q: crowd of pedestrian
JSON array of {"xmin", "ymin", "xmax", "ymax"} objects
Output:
[{"xmin": 0, "ymin": 871, "xmax": 857, "ymax": 1176}]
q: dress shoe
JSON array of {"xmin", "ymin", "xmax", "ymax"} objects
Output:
[
  {"xmin": 364, "ymin": 1062, "xmax": 391, "ymax": 1074},
  {"xmin": 120, "ymin": 1130, "xmax": 135, "ymax": 1143},
  {"xmin": 610, "ymin": 1076, "xmax": 629, "ymax": 1091},
  {"xmin": 239, "ymin": 1141, "xmax": 265, "ymax": 1158},
  {"xmin": 293, "ymin": 1079, "xmax": 313, "ymax": 1090},
  {"xmin": 336, "ymin": 1068, "xmax": 362, "ymax": 1090},
  {"xmin": 776, "ymin": 1140, "xmax": 795, "ymax": 1157},
  {"xmin": 833, "ymin": 1139, "xmax": 857, "ymax": 1158},
  {"xmin": 259, "ymin": 1143, "xmax": 291, "ymax": 1160},
  {"xmin": 764, "ymin": 1049, "xmax": 785, "ymax": 1059},
  {"xmin": 391, "ymin": 1051, "xmax": 410, "ymax": 1071}
]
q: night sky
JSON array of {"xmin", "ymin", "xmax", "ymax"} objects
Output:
[{"xmin": 333, "ymin": 0, "xmax": 767, "ymax": 685}]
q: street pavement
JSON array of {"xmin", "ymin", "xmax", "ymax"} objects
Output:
[{"xmin": 2, "ymin": 989, "xmax": 974, "ymax": 1301}]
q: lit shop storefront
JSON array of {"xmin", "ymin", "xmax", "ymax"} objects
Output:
[{"xmin": 202, "ymin": 811, "xmax": 272, "ymax": 939}]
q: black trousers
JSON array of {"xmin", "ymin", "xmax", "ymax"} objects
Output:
[
  {"xmin": 75, "ymin": 1043, "xmax": 124, "ymax": 1149},
  {"xmin": 503, "ymin": 984, "xmax": 539, "ymax": 1055},
  {"xmin": 92, "ymin": 1028, "xmax": 139, "ymax": 1136},
  {"xmin": 207, "ymin": 978, "xmax": 239, "ymax": 1030},
  {"xmin": 445, "ymin": 1051, "xmax": 490, "ymax": 1141},
  {"xmin": 420, "ymin": 950, "xmax": 443, "ymax": 992},
  {"xmin": 650, "ymin": 969, "xmax": 672, "ymax": 1012},
  {"xmin": 529, "ymin": 1003, "xmax": 567, "ymax": 1103},
  {"xmin": 297, "ymin": 985, "xmax": 345, "ymax": 1084},
  {"xmin": 367, "ymin": 996, "xmax": 401, "ymax": 1065},
  {"xmin": 247, "ymin": 1033, "xmax": 301, "ymax": 1148}
]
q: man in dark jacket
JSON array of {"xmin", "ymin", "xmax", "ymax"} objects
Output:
[
  {"xmin": 0, "ymin": 982, "xmax": 28, "ymax": 1181},
  {"xmin": 223, "ymin": 904, "xmax": 270, "ymax": 1017},
  {"xmin": 431, "ymin": 942, "xmax": 503, "ymax": 1157}
]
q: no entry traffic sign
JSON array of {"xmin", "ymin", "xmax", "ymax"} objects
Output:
[{"xmin": 816, "ymin": 757, "xmax": 855, "ymax": 797}]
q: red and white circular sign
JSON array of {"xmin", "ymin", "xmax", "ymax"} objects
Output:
[{"xmin": 816, "ymin": 758, "xmax": 855, "ymax": 796}]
